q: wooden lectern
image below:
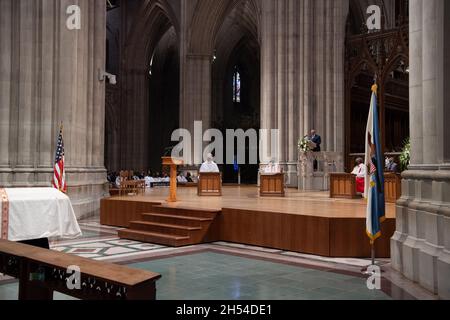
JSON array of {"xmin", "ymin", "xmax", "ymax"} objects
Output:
[
  {"xmin": 260, "ymin": 173, "xmax": 285, "ymax": 197},
  {"xmin": 198, "ymin": 172, "xmax": 222, "ymax": 196},
  {"xmin": 329, "ymin": 173, "xmax": 359, "ymax": 199},
  {"xmin": 162, "ymin": 157, "xmax": 184, "ymax": 202}
]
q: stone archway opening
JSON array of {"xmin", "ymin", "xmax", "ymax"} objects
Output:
[{"xmin": 211, "ymin": 0, "xmax": 261, "ymax": 184}]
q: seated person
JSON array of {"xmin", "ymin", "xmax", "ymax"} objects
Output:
[
  {"xmin": 351, "ymin": 157, "xmax": 366, "ymax": 194},
  {"xmin": 144, "ymin": 175, "xmax": 155, "ymax": 188},
  {"xmin": 115, "ymin": 175, "xmax": 122, "ymax": 188},
  {"xmin": 186, "ymin": 172, "xmax": 194, "ymax": 183},
  {"xmin": 263, "ymin": 159, "xmax": 281, "ymax": 174},
  {"xmin": 177, "ymin": 173, "xmax": 188, "ymax": 184},
  {"xmin": 386, "ymin": 157, "xmax": 398, "ymax": 173},
  {"xmin": 199, "ymin": 153, "xmax": 220, "ymax": 173}
]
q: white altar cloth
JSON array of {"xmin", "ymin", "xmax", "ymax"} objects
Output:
[{"xmin": 0, "ymin": 188, "xmax": 82, "ymax": 242}]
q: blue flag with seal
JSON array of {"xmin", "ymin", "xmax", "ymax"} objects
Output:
[
  {"xmin": 233, "ymin": 156, "xmax": 239, "ymax": 173},
  {"xmin": 364, "ymin": 84, "xmax": 386, "ymax": 244}
]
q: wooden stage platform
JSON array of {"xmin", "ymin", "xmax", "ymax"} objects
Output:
[{"xmin": 100, "ymin": 186, "xmax": 396, "ymax": 258}]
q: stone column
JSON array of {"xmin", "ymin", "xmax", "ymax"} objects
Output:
[
  {"xmin": 391, "ymin": 0, "xmax": 450, "ymax": 299},
  {"xmin": 180, "ymin": 55, "xmax": 212, "ymax": 135},
  {"xmin": 120, "ymin": 68, "xmax": 151, "ymax": 171},
  {"xmin": 0, "ymin": 0, "xmax": 108, "ymax": 219},
  {"xmin": 179, "ymin": 0, "xmax": 213, "ymax": 164},
  {"xmin": 260, "ymin": 0, "xmax": 348, "ymax": 187}
]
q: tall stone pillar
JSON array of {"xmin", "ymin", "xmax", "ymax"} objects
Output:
[
  {"xmin": 391, "ymin": 0, "xmax": 450, "ymax": 299},
  {"xmin": 179, "ymin": 0, "xmax": 213, "ymax": 164},
  {"xmin": 0, "ymin": 0, "xmax": 108, "ymax": 219},
  {"xmin": 260, "ymin": 0, "xmax": 348, "ymax": 187},
  {"xmin": 180, "ymin": 55, "xmax": 212, "ymax": 138}
]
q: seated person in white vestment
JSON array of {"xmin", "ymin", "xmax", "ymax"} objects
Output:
[
  {"xmin": 177, "ymin": 173, "xmax": 188, "ymax": 184},
  {"xmin": 145, "ymin": 175, "xmax": 155, "ymax": 188},
  {"xmin": 162, "ymin": 173, "xmax": 170, "ymax": 183},
  {"xmin": 263, "ymin": 159, "xmax": 281, "ymax": 174},
  {"xmin": 351, "ymin": 157, "xmax": 366, "ymax": 194},
  {"xmin": 199, "ymin": 153, "xmax": 220, "ymax": 173},
  {"xmin": 115, "ymin": 175, "xmax": 122, "ymax": 188}
]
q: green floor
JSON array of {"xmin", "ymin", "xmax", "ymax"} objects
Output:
[{"xmin": 0, "ymin": 251, "xmax": 391, "ymax": 300}]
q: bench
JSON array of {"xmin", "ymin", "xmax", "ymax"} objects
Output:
[{"xmin": 0, "ymin": 240, "xmax": 161, "ymax": 300}]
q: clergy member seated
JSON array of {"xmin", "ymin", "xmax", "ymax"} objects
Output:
[
  {"xmin": 351, "ymin": 157, "xmax": 366, "ymax": 194},
  {"xmin": 198, "ymin": 154, "xmax": 221, "ymax": 195},
  {"xmin": 386, "ymin": 157, "xmax": 399, "ymax": 173},
  {"xmin": 177, "ymin": 173, "xmax": 188, "ymax": 184},
  {"xmin": 145, "ymin": 175, "xmax": 155, "ymax": 188},
  {"xmin": 200, "ymin": 153, "xmax": 220, "ymax": 173},
  {"xmin": 263, "ymin": 159, "xmax": 281, "ymax": 174}
]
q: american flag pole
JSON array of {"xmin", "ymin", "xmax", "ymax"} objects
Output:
[{"xmin": 53, "ymin": 122, "xmax": 67, "ymax": 193}]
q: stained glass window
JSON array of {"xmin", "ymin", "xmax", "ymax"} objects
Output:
[{"xmin": 233, "ymin": 67, "xmax": 241, "ymax": 103}]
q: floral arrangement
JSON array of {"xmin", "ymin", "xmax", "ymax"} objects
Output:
[
  {"xmin": 399, "ymin": 137, "xmax": 410, "ymax": 171},
  {"xmin": 298, "ymin": 136, "xmax": 311, "ymax": 153}
]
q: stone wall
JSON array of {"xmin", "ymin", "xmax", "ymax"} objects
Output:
[{"xmin": 0, "ymin": 0, "xmax": 108, "ymax": 219}]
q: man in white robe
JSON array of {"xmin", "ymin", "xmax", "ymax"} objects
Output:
[
  {"xmin": 264, "ymin": 159, "xmax": 281, "ymax": 174},
  {"xmin": 200, "ymin": 153, "xmax": 220, "ymax": 173}
]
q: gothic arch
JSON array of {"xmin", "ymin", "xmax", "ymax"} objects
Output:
[
  {"xmin": 188, "ymin": 0, "xmax": 261, "ymax": 55},
  {"xmin": 117, "ymin": 0, "xmax": 181, "ymax": 171},
  {"xmin": 124, "ymin": 0, "xmax": 179, "ymax": 71}
]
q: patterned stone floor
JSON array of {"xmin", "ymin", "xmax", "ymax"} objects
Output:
[{"xmin": 0, "ymin": 217, "xmax": 438, "ymax": 300}]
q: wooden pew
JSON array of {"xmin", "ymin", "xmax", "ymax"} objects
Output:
[
  {"xmin": 260, "ymin": 173, "xmax": 285, "ymax": 197},
  {"xmin": 198, "ymin": 173, "xmax": 222, "ymax": 196},
  {"xmin": 0, "ymin": 240, "xmax": 161, "ymax": 300},
  {"xmin": 330, "ymin": 173, "xmax": 402, "ymax": 203}
]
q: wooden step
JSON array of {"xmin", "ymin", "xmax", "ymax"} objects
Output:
[
  {"xmin": 151, "ymin": 205, "xmax": 220, "ymax": 219},
  {"xmin": 141, "ymin": 213, "xmax": 213, "ymax": 227},
  {"xmin": 129, "ymin": 221, "xmax": 202, "ymax": 236},
  {"xmin": 118, "ymin": 229, "xmax": 191, "ymax": 247}
]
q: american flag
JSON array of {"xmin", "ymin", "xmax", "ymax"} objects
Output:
[{"xmin": 52, "ymin": 126, "xmax": 67, "ymax": 193}]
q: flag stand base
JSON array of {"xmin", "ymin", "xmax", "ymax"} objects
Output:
[{"xmin": 361, "ymin": 243, "xmax": 377, "ymax": 275}]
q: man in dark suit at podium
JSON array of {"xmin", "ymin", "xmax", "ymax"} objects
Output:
[
  {"xmin": 310, "ymin": 130, "xmax": 322, "ymax": 171},
  {"xmin": 310, "ymin": 130, "xmax": 322, "ymax": 152}
]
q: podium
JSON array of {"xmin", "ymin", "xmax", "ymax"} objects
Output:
[
  {"xmin": 198, "ymin": 173, "xmax": 222, "ymax": 196},
  {"xmin": 329, "ymin": 173, "xmax": 359, "ymax": 199},
  {"xmin": 162, "ymin": 157, "xmax": 184, "ymax": 202},
  {"xmin": 307, "ymin": 140, "xmax": 317, "ymax": 150},
  {"xmin": 260, "ymin": 173, "xmax": 285, "ymax": 197}
]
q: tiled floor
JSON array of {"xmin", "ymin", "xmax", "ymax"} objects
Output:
[
  {"xmin": 0, "ymin": 218, "xmax": 438, "ymax": 300},
  {"xmin": 129, "ymin": 251, "xmax": 392, "ymax": 300}
]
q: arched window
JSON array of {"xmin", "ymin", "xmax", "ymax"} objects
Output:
[{"xmin": 233, "ymin": 67, "xmax": 241, "ymax": 103}]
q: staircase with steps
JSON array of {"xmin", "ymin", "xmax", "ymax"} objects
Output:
[{"xmin": 118, "ymin": 205, "xmax": 221, "ymax": 246}]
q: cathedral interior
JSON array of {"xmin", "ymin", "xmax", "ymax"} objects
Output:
[{"xmin": 0, "ymin": 0, "xmax": 449, "ymax": 303}]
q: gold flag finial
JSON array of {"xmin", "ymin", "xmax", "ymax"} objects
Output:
[{"xmin": 371, "ymin": 84, "xmax": 378, "ymax": 94}]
